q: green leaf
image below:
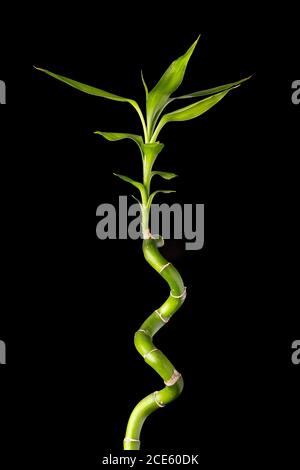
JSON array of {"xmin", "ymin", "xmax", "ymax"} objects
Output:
[
  {"xmin": 141, "ymin": 142, "xmax": 165, "ymax": 166},
  {"xmin": 152, "ymin": 89, "xmax": 230, "ymax": 141},
  {"xmin": 173, "ymin": 75, "xmax": 252, "ymax": 100},
  {"xmin": 147, "ymin": 190, "xmax": 176, "ymax": 208},
  {"xmin": 35, "ymin": 66, "xmax": 135, "ymax": 103},
  {"xmin": 113, "ymin": 173, "xmax": 147, "ymax": 202},
  {"xmin": 131, "ymin": 194, "xmax": 142, "ymax": 206},
  {"xmin": 141, "ymin": 71, "xmax": 148, "ymax": 98},
  {"xmin": 151, "ymin": 171, "xmax": 178, "ymax": 181},
  {"xmin": 94, "ymin": 131, "xmax": 144, "ymax": 155},
  {"xmin": 146, "ymin": 36, "xmax": 200, "ymax": 134},
  {"xmin": 34, "ymin": 67, "xmax": 148, "ymax": 140}
]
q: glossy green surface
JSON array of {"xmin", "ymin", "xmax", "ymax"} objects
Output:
[
  {"xmin": 123, "ymin": 238, "xmax": 186, "ymax": 450},
  {"xmin": 146, "ymin": 36, "xmax": 200, "ymax": 135}
]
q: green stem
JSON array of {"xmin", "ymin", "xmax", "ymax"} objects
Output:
[
  {"xmin": 123, "ymin": 143, "xmax": 186, "ymax": 450},
  {"xmin": 140, "ymin": 142, "xmax": 164, "ymax": 236},
  {"xmin": 123, "ymin": 238, "xmax": 186, "ymax": 450}
]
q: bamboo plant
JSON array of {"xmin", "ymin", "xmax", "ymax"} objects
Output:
[{"xmin": 35, "ymin": 36, "xmax": 250, "ymax": 450}]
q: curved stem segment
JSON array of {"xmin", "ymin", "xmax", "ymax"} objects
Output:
[{"xmin": 123, "ymin": 238, "xmax": 186, "ymax": 450}]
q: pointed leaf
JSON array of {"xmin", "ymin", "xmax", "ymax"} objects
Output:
[
  {"xmin": 173, "ymin": 75, "xmax": 252, "ymax": 100},
  {"xmin": 152, "ymin": 90, "xmax": 230, "ymax": 140},
  {"xmin": 141, "ymin": 71, "xmax": 148, "ymax": 98},
  {"xmin": 146, "ymin": 36, "xmax": 200, "ymax": 133},
  {"xmin": 147, "ymin": 190, "xmax": 176, "ymax": 208},
  {"xmin": 142, "ymin": 142, "xmax": 164, "ymax": 159},
  {"xmin": 131, "ymin": 194, "xmax": 142, "ymax": 206},
  {"xmin": 113, "ymin": 173, "xmax": 144, "ymax": 191},
  {"xmin": 35, "ymin": 67, "xmax": 135, "ymax": 103},
  {"xmin": 151, "ymin": 171, "xmax": 178, "ymax": 181},
  {"xmin": 113, "ymin": 173, "xmax": 147, "ymax": 202},
  {"xmin": 34, "ymin": 67, "xmax": 148, "ymax": 139},
  {"xmin": 141, "ymin": 142, "xmax": 165, "ymax": 171},
  {"xmin": 94, "ymin": 131, "xmax": 144, "ymax": 155}
]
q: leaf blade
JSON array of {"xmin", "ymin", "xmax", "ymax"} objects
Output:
[
  {"xmin": 152, "ymin": 89, "xmax": 230, "ymax": 140},
  {"xmin": 113, "ymin": 173, "xmax": 147, "ymax": 202},
  {"xmin": 34, "ymin": 66, "xmax": 148, "ymax": 140},
  {"xmin": 147, "ymin": 190, "xmax": 176, "ymax": 208},
  {"xmin": 146, "ymin": 36, "xmax": 200, "ymax": 133},
  {"xmin": 113, "ymin": 173, "xmax": 143, "ymax": 190},
  {"xmin": 94, "ymin": 131, "xmax": 144, "ymax": 154},
  {"xmin": 141, "ymin": 70, "xmax": 149, "ymax": 98},
  {"xmin": 173, "ymin": 75, "xmax": 252, "ymax": 100},
  {"xmin": 151, "ymin": 171, "xmax": 178, "ymax": 181},
  {"xmin": 35, "ymin": 67, "xmax": 134, "ymax": 103}
]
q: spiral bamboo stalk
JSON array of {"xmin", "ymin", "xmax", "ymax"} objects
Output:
[
  {"xmin": 123, "ymin": 144, "xmax": 187, "ymax": 449},
  {"xmin": 123, "ymin": 235, "xmax": 186, "ymax": 450}
]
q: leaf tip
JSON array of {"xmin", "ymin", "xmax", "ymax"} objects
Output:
[
  {"xmin": 180, "ymin": 34, "xmax": 201, "ymax": 64},
  {"xmin": 190, "ymin": 34, "xmax": 201, "ymax": 51},
  {"xmin": 141, "ymin": 70, "xmax": 148, "ymax": 96}
]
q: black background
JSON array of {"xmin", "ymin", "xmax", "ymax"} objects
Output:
[{"xmin": 1, "ymin": 6, "xmax": 299, "ymax": 468}]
